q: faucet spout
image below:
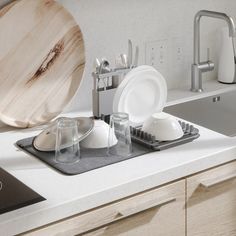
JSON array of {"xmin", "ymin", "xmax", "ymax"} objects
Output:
[
  {"xmin": 196, "ymin": 10, "xmax": 236, "ymax": 37},
  {"xmin": 191, "ymin": 10, "xmax": 236, "ymax": 92},
  {"xmin": 194, "ymin": 10, "xmax": 236, "ymax": 64}
]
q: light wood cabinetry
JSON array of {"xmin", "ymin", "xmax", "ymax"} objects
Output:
[
  {"xmin": 83, "ymin": 180, "xmax": 185, "ymax": 236},
  {"xmin": 24, "ymin": 180, "xmax": 185, "ymax": 236},
  {"xmin": 23, "ymin": 161, "xmax": 236, "ymax": 236},
  {"xmin": 186, "ymin": 161, "xmax": 236, "ymax": 236}
]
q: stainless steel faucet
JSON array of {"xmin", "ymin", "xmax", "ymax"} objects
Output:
[{"xmin": 191, "ymin": 10, "xmax": 236, "ymax": 92}]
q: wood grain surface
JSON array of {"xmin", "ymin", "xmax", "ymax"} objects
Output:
[
  {"xmin": 0, "ymin": 0, "xmax": 85, "ymax": 128},
  {"xmin": 22, "ymin": 180, "xmax": 185, "ymax": 236},
  {"xmin": 187, "ymin": 161, "xmax": 236, "ymax": 236}
]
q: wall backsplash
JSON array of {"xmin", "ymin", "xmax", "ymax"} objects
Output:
[{"xmin": 1, "ymin": 0, "xmax": 236, "ymax": 113}]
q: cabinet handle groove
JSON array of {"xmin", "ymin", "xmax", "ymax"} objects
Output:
[
  {"xmin": 118, "ymin": 197, "xmax": 176, "ymax": 217},
  {"xmin": 200, "ymin": 173, "xmax": 236, "ymax": 188}
]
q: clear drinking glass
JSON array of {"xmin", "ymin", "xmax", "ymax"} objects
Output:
[
  {"xmin": 107, "ymin": 112, "xmax": 132, "ymax": 157},
  {"xmin": 55, "ymin": 117, "xmax": 80, "ymax": 164}
]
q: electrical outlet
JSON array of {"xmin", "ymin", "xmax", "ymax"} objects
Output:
[
  {"xmin": 145, "ymin": 39, "xmax": 168, "ymax": 72},
  {"xmin": 172, "ymin": 37, "xmax": 184, "ymax": 66},
  {"xmin": 145, "ymin": 42, "xmax": 156, "ymax": 67}
]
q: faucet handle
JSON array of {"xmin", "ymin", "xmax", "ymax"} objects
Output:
[
  {"xmin": 203, "ymin": 47, "xmax": 214, "ymax": 72},
  {"xmin": 206, "ymin": 47, "xmax": 214, "ymax": 69}
]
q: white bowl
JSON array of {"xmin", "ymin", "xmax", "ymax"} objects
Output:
[
  {"xmin": 80, "ymin": 120, "xmax": 117, "ymax": 149},
  {"xmin": 141, "ymin": 112, "xmax": 184, "ymax": 141}
]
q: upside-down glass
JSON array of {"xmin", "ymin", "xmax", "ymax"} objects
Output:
[
  {"xmin": 107, "ymin": 113, "xmax": 132, "ymax": 157},
  {"xmin": 55, "ymin": 118, "xmax": 80, "ymax": 164}
]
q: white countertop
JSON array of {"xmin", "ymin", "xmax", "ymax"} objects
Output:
[
  {"xmin": 167, "ymin": 79, "xmax": 236, "ymax": 106},
  {"xmin": 1, "ymin": 80, "xmax": 236, "ymax": 236}
]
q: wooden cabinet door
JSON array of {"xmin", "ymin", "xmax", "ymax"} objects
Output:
[
  {"xmin": 187, "ymin": 161, "xmax": 236, "ymax": 236},
  {"xmin": 82, "ymin": 180, "xmax": 185, "ymax": 236},
  {"xmin": 25, "ymin": 180, "xmax": 185, "ymax": 236}
]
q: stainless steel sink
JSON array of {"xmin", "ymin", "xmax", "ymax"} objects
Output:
[{"xmin": 164, "ymin": 90, "xmax": 236, "ymax": 137}]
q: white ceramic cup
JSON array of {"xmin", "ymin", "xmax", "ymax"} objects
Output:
[
  {"xmin": 141, "ymin": 112, "xmax": 184, "ymax": 141},
  {"xmin": 80, "ymin": 120, "xmax": 117, "ymax": 149}
]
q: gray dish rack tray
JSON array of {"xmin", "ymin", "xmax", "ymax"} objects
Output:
[
  {"xmin": 99, "ymin": 115, "xmax": 200, "ymax": 151},
  {"xmin": 130, "ymin": 120, "xmax": 200, "ymax": 151}
]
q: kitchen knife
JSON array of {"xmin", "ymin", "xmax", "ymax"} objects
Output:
[
  {"xmin": 134, "ymin": 46, "xmax": 139, "ymax": 67},
  {"xmin": 128, "ymin": 39, "xmax": 133, "ymax": 68}
]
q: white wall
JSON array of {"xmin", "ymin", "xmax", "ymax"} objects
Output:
[{"xmin": 2, "ymin": 0, "xmax": 236, "ymax": 112}]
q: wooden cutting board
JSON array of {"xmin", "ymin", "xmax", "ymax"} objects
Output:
[{"xmin": 0, "ymin": 0, "xmax": 85, "ymax": 128}]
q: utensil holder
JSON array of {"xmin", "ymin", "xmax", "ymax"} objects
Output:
[{"xmin": 92, "ymin": 68, "xmax": 134, "ymax": 119}]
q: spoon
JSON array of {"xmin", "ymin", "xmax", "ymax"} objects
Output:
[{"xmin": 120, "ymin": 54, "xmax": 128, "ymax": 68}]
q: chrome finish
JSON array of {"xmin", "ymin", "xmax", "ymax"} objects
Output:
[
  {"xmin": 134, "ymin": 46, "xmax": 139, "ymax": 67},
  {"xmin": 164, "ymin": 90, "xmax": 236, "ymax": 137},
  {"xmin": 191, "ymin": 10, "xmax": 236, "ymax": 92},
  {"xmin": 98, "ymin": 58, "xmax": 111, "ymax": 74},
  {"xmin": 212, "ymin": 96, "xmax": 220, "ymax": 102},
  {"xmin": 128, "ymin": 39, "xmax": 133, "ymax": 67},
  {"xmin": 120, "ymin": 54, "xmax": 128, "ymax": 68},
  {"xmin": 233, "ymin": 60, "xmax": 236, "ymax": 83}
]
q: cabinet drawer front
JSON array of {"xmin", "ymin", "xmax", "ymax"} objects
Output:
[
  {"xmin": 83, "ymin": 190, "xmax": 184, "ymax": 236},
  {"xmin": 24, "ymin": 180, "xmax": 185, "ymax": 236},
  {"xmin": 187, "ymin": 161, "xmax": 236, "ymax": 236}
]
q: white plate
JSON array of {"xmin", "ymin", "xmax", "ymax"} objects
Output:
[
  {"xmin": 113, "ymin": 65, "xmax": 156, "ymax": 115},
  {"xmin": 113, "ymin": 67, "xmax": 167, "ymax": 125},
  {"xmin": 119, "ymin": 65, "xmax": 156, "ymax": 88}
]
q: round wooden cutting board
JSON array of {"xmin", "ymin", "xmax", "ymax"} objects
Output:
[{"xmin": 0, "ymin": 0, "xmax": 85, "ymax": 128}]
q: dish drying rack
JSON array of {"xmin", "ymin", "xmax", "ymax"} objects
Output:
[
  {"xmin": 130, "ymin": 121, "xmax": 200, "ymax": 151},
  {"xmin": 92, "ymin": 42, "xmax": 200, "ymax": 151},
  {"xmin": 101, "ymin": 114, "xmax": 200, "ymax": 151}
]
